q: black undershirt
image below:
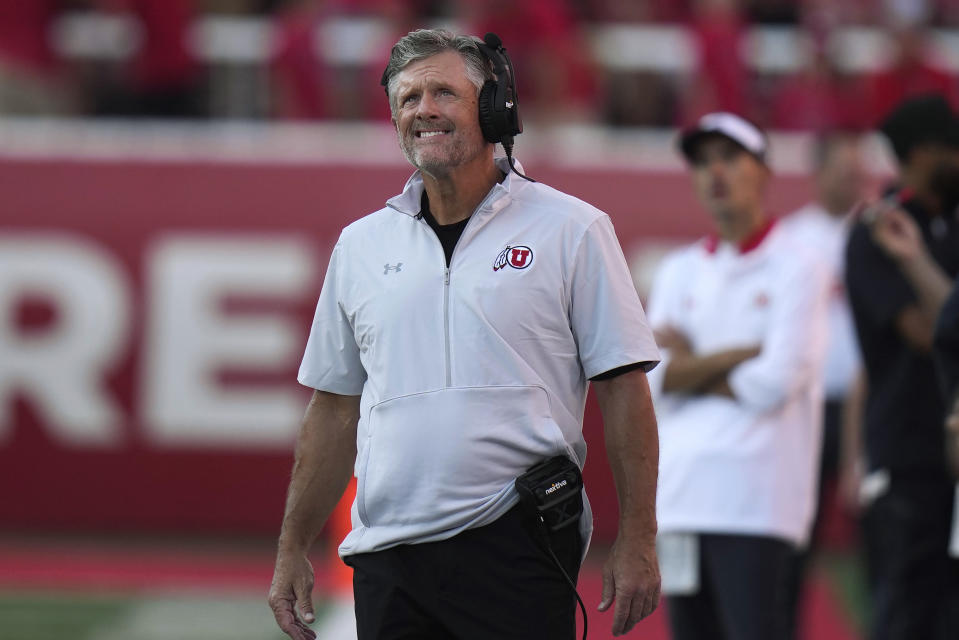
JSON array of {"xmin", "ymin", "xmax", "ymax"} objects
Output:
[
  {"xmin": 419, "ymin": 192, "xmax": 644, "ymax": 381},
  {"xmin": 419, "ymin": 192, "xmax": 469, "ymax": 267}
]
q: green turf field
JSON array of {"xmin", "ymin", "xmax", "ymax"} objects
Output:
[
  {"xmin": 0, "ymin": 541, "xmax": 868, "ymax": 640},
  {"xmin": 817, "ymin": 550, "xmax": 870, "ymax": 632},
  {"xmin": 0, "ymin": 590, "xmax": 327, "ymax": 640}
]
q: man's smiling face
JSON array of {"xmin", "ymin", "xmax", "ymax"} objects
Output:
[{"xmin": 391, "ymin": 50, "xmax": 490, "ymax": 177}]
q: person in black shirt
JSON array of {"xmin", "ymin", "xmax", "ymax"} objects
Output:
[{"xmin": 845, "ymin": 93, "xmax": 959, "ymax": 640}]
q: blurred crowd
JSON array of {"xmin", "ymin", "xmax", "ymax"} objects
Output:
[{"xmin": 1, "ymin": 0, "xmax": 958, "ymax": 128}]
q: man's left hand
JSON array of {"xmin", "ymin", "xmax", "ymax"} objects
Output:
[{"xmin": 598, "ymin": 532, "xmax": 661, "ymax": 636}]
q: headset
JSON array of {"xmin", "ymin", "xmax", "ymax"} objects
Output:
[
  {"xmin": 475, "ymin": 33, "xmax": 522, "ymax": 148},
  {"xmin": 476, "ymin": 33, "xmax": 533, "ymax": 181},
  {"xmin": 382, "ymin": 32, "xmax": 534, "ymax": 182}
]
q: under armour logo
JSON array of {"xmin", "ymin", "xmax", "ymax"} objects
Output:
[{"xmin": 383, "ymin": 263, "xmax": 403, "ymax": 275}]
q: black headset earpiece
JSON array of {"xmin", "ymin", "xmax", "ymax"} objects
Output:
[
  {"xmin": 476, "ymin": 32, "xmax": 523, "ymax": 147},
  {"xmin": 477, "ymin": 81, "xmax": 499, "ymax": 143}
]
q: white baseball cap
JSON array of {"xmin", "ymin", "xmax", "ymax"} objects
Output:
[{"xmin": 679, "ymin": 112, "xmax": 768, "ymax": 164}]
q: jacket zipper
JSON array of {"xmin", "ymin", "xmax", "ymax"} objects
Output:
[
  {"xmin": 420, "ymin": 224, "xmax": 454, "ymax": 387},
  {"xmin": 444, "ymin": 267, "xmax": 452, "ymax": 387},
  {"xmin": 418, "ymin": 185, "xmax": 501, "ymax": 388}
]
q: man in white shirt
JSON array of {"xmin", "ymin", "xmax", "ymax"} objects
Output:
[
  {"xmin": 647, "ymin": 112, "xmax": 830, "ymax": 640},
  {"xmin": 268, "ymin": 29, "xmax": 662, "ymax": 640},
  {"xmin": 781, "ymin": 133, "xmax": 865, "ymax": 417},
  {"xmin": 778, "ymin": 132, "xmax": 867, "ymax": 639}
]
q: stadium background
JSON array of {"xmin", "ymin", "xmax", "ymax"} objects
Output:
[{"xmin": 2, "ymin": 0, "xmax": 956, "ymax": 638}]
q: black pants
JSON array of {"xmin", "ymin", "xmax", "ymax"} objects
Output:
[
  {"xmin": 345, "ymin": 505, "xmax": 582, "ymax": 640},
  {"xmin": 667, "ymin": 533, "xmax": 793, "ymax": 640},
  {"xmin": 861, "ymin": 472, "xmax": 959, "ymax": 640}
]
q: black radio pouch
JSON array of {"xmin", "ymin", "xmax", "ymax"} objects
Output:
[
  {"xmin": 515, "ymin": 455, "xmax": 584, "ymax": 533},
  {"xmin": 515, "ymin": 455, "xmax": 587, "ymax": 640}
]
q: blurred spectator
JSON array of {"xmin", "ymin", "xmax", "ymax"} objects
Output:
[
  {"xmin": 132, "ymin": 0, "xmax": 202, "ymax": 115},
  {"xmin": 766, "ymin": 0, "xmax": 869, "ymax": 131},
  {"xmin": 204, "ymin": 0, "xmax": 275, "ymax": 13},
  {"xmin": 0, "ymin": 0, "xmax": 74, "ymax": 114},
  {"xmin": 801, "ymin": 0, "xmax": 843, "ymax": 45},
  {"xmin": 935, "ymin": 0, "xmax": 959, "ymax": 26},
  {"xmin": 603, "ymin": 70, "xmax": 677, "ymax": 127},
  {"xmin": 768, "ymin": 48, "xmax": 868, "ymax": 131},
  {"xmin": 779, "ymin": 131, "xmax": 869, "ymax": 640},
  {"xmin": 648, "ymin": 112, "xmax": 829, "ymax": 640},
  {"xmin": 590, "ymin": 0, "xmax": 691, "ymax": 22},
  {"xmin": 799, "ymin": 0, "xmax": 877, "ymax": 25},
  {"xmin": 269, "ymin": 0, "xmax": 334, "ymax": 119},
  {"xmin": 90, "ymin": 0, "xmax": 203, "ymax": 117},
  {"xmin": 458, "ymin": 0, "xmax": 599, "ymax": 123},
  {"xmin": 845, "ymin": 93, "xmax": 959, "ymax": 640},
  {"xmin": 680, "ymin": 0, "xmax": 751, "ymax": 126},
  {"xmin": 270, "ymin": 0, "xmax": 422, "ymax": 121},
  {"xmin": 593, "ymin": 1, "xmax": 683, "ymax": 126},
  {"xmin": 745, "ymin": 0, "xmax": 799, "ymax": 24},
  {"xmin": 863, "ymin": 5, "xmax": 959, "ymax": 125}
]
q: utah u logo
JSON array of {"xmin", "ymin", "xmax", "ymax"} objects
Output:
[
  {"xmin": 510, "ymin": 247, "xmax": 531, "ymax": 268},
  {"xmin": 493, "ymin": 245, "xmax": 534, "ymax": 271}
]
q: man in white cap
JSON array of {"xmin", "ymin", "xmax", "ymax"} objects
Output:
[{"xmin": 645, "ymin": 112, "xmax": 831, "ymax": 640}]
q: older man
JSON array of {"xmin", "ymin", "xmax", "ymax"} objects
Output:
[
  {"xmin": 268, "ymin": 29, "xmax": 661, "ymax": 640},
  {"xmin": 646, "ymin": 113, "xmax": 830, "ymax": 640}
]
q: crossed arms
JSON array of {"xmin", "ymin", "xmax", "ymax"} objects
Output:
[{"xmin": 655, "ymin": 326, "xmax": 759, "ymax": 398}]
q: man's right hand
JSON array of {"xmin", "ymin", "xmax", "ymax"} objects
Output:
[
  {"xmin": 838, "ymin": 454, "xmax": 865, "ymax": 514},
  {"xmin": 268, "ymin": 391, "xmax": 360, "ymax": 639},
  {"xmin": 598, "ymin": 530, "xmax": 661, "ymax": 636},
  {"xmin": 870, "ymin": 204, "xmax": 923, "ymax": 264},
  {"xmin": 269, "ymin": 550, "xmax": 318, "ymax": 640}
]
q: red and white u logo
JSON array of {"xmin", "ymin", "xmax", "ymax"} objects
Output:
[
  {"xmin": 509, "ymin": 247, "xmax": 531, "ymax": 268},
  {"xmin": 493, "ymin": 244, "xmax": 534, "ymax": 271}
]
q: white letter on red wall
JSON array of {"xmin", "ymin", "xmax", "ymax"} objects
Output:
[
  {"xmin": 0, "ymin": 235, "xmax": 130, "ymax": 446},
  {"xmin": 142, "ymin": 237, "xmax": 314, "ymax": 447}
]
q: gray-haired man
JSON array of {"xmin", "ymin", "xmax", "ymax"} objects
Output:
[{"xmin": 268, "ymin": 29, "xmax": 662, "ymax": 639}]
